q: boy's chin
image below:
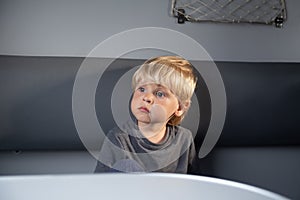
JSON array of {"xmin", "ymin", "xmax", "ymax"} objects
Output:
[
  {"xmin": 135, "ymin": 114, "xmax": 168, "ymax": 125},
  {"xmin": 135, "ymin": 117, "xmax": 151, "ymax": 125},
  {"xmin": 138, "ymin": 120, "xmax": 167, "ymax": 126}
]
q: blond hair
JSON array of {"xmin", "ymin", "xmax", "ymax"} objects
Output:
[{"xmin": 132, "ymin": 56, "xmax": 197, "ymax": 125}]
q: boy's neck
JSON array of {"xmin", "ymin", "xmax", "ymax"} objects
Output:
[{"xmin": 138, "ymin": 122, "xmax": 167, "ymax": 144}]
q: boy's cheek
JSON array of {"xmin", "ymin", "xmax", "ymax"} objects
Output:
[{"xmin": 149, "ymin": 104, "xmax": 168, "ymax": 123}]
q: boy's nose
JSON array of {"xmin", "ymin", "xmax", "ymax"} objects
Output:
[{"xmin": 143, "ymin": 93, "xmax": 154, "ymax": 104}]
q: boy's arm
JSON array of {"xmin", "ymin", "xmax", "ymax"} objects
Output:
[
  {"xmin": 94, "ymin": 131, "xmax": 125, "ymax": 173},
  {"xmin": 94, "ymin": 160, "xmax": 111, "ymax": 173},
  {"xmin": 187, "ymin": 140, "xmax": 198, "ymax": 175}
]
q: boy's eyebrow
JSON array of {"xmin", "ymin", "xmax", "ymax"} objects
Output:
[
  {"xmin": 156, "ymin": 85, "xmax": 174, "ymax": 94},
  {"xmin": 156, "ymin": 84, "xmax": 169, "ymax": 90},
  {"xmin": 137, "ymin": 83, "xmax": 171, "ymax": 92}
]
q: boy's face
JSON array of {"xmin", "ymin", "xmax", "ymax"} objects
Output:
[{"xmin": 131, "ymin": 83, "xmax": 183, "ymax": 126}]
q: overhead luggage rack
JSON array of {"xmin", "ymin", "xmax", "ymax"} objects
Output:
[{"xmin": 171, "ymin": 0, "xmax": 287, "ymax": 27}]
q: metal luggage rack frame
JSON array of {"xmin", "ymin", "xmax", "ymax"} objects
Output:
[{"xmin": 171, "ymin": 0, "xmax": 287, "ymax": 27}]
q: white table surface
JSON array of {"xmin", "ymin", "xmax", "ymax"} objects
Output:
[{"xmin": 0, "ymin": 173, "xmax": 289, "ymax": 200}]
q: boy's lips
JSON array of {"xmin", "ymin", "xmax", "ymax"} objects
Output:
[{"xmin": 138, "ymin": 106, "xmax": 150, "ymax": 113}]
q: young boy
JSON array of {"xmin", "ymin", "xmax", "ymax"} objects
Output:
[{"xmin": 95, "ymin": 56, "xmax": 197, "ymax": 173}]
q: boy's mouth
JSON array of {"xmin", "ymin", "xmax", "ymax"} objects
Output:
[{"xmin": 138, "ymin": 106, "xmax": 150, "ymax": 113}]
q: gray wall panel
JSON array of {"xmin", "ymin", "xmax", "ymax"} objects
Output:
[{"xmin": 0, "ymin": 0, "xmax": 299, "ymax": 62}]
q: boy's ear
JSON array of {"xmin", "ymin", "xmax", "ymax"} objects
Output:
[{"xmin": 174, "ymin": 100, "xmax": 190, "ymax": 117}]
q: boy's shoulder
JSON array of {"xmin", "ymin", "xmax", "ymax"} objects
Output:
[
  {"xmin": 170, "ymin": 124, "xmax": 193, "ymax": 135},
  {"xmin": 176, "ymin": 125, "xmax": 192, "ymax": 132},
  {"xmin": 169, "ymin": 125, "xmax": 194, "ymax": 142},
  {"xmin": 106, "ymin": 120, "xmax": 139, "ymax": 139}
]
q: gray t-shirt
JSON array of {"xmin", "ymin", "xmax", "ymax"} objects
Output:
[{"xmin": 94, "ymin": 120, "xmax": 196, "ymax": 173}]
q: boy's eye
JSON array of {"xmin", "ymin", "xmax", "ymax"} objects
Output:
[
  {"xmin": 156, "ymin": 91, "xmax": 165, "ymax": 98},
  {"xmin": 138, "ymin": 87, "xmax": 145, "ymax": 92}
]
